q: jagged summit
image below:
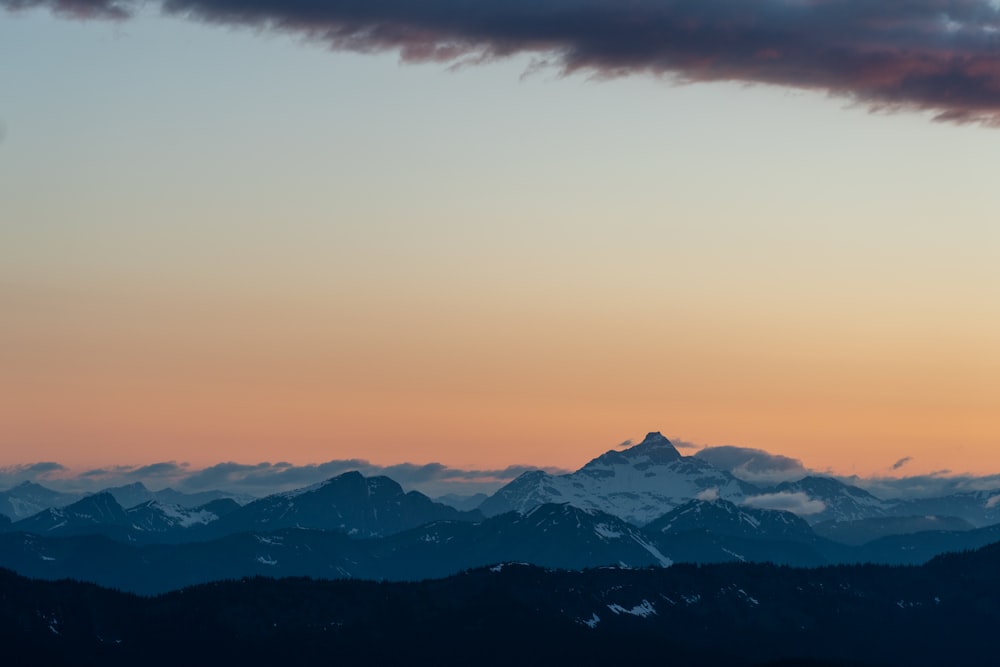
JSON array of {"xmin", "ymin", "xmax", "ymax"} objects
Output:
[
  {"xmin": 582, "ymin": 430, "xmax": 682, "ymax": 471},
  {"xmin": 623, "ymin": 431, "xmax": 681, "ymax": 462},
  {"xmin": 480, "ymin": 430, "xmax": 752, "ymax": 524},
  {"xmin": 640, "ymin": 431, "xmax": 670, "ymax": 445}
]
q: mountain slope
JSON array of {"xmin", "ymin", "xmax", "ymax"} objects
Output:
[
  {"xmin": 372, "ymin": 503, "xmax": 671, "ymax": 579},
  {"xmin": 0, "ymin": 482, "xmax": 82, "ymax": 520},
  {"xmin": 768, "ymin": 476, "xmax": 889, "ymax": 524},
  {"xmin": 202, "ymin": 471, "xmax": 482, "ymax": 539},
  {"xmin": 102, "ymin": 482, "xmax": 248, "ymax": 510},
  {"xmin": 10, "ymin": 493, "xmax": 130, "ymax": 537},
  {"xmin": 480, "ymin": 432, "xmax": 755, "ymax": 524},
  {"xmin": 6, "ymin": 543, "xmax": 1000, "ymax": 666},
  {"xmin": 814, "ymin": 515, "xmax": 975, "ymax": 546},
  {"xmin": 645, "ymin": 498, "xmax": 816, "ymax": 541}
]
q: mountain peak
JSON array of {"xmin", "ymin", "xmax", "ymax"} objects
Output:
[
  {"xmin": 618, "ymin": 430, "xmax": 681, "ymax": 463},
  {"xmin": 639, "ymin": 432, "xmax": 671, "ymax": 446}
]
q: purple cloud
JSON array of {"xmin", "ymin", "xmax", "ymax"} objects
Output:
[{"xmin": 7, "ymin": 0, "xmax": 1000, "ymax": 124}]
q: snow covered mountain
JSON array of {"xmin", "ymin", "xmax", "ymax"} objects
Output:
[
  {"xmin": 10, "ymin": 492, "xmax": 129, "ymax": 536},
  {"xmin": 479, "ymin": 432, "xmax": 756, "ymax": 525},
  {"xmin": 125, "ymin": 498, "xmax": 240, "ymax": 533},
  {"xmin": 2, "ymin": 492, "xmax": 239, "ymax": 542},
  {"xmin": 103, "ymin": 482, "xmax": 249, "ymax": 510},
  {"xmin": 645, "ymin": 498, "xmax": 815, "ymax": 541},
  {"xmin": 766, "ymin": 476, "xmax": 890, "ymax": 524},
  {"xmin": 0, "ymin": 481, "xmax": 82, "ymax": 520}
]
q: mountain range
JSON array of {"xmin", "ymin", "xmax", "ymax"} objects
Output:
[{"xmin": 3, "ymin": 431, "xmax": 1000, "ymax": 593}]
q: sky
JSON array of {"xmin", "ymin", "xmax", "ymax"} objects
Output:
[{"xmin": 2, "ymin": 0, "xmax": 999, "ymax": 489}]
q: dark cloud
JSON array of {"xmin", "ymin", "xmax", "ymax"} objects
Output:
[
  {"xmin": 21, "ymin": 462, "xmax": 66, "ymax": 474},
  {"xmin": 7, "ymin": 0, "xmax": 1000, "ymax": 124},
  {"xmin": 891, "ymin": 456, "xmax": 914, "ymax": 471},
  {"xmin": 615, "ymin": 440, "xmax": 634, "ymax": 450},
  {"xmin": 694, "ymin": 445, "xmax": 808, "ymax": 484},
  {"xmin": 0, "ymin": 462, "xmax": 67, "ymax": 488},
  {"xmin": 1, "ymin": 0, "xmax": 130, "ymax": 19},
  {"xmin": 173, "ymin": 458, "xmax": 570, "ymax": 496}
]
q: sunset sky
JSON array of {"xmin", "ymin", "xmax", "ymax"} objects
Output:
[{"xmin": 2, "ymin": 1, "xmax": 999, "ymax": 484}]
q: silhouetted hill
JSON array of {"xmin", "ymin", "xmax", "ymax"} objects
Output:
[{"xmin": 4, "ymin": 540, "xmax": 1000, "ymax": 666}]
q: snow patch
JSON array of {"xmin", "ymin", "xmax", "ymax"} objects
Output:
[
  {"xmin": 632, "ymin": 535, "xmax": 673, "ymax": 567},
  {"xmin": 256, "ymin": 555, "xmax": 278, "ymax": 566},
  {"xmin": 593, "ymin": 523, "xmax": 623, "ymax": 539},
  {"xmin": 580, "ymin": 613, "xmax": 601, "ymax": 628},
  {"xmin": 722, "ymin": 547, "xmax": 746, "ymax": 562},
  {"xmin": 607, "ymin": 600, "xmax": 657, "ymax": 618},
  {"xmin": 156, "ymin": 503, "xmax": 219, "ymax": 527}
]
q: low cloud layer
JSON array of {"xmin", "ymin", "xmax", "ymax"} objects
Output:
[
  {"xmin": 847, "ymin": 472, "xmax": 1000, "ymax": 500},
  {"xmin": 694, "ymin": 446, "xmax": 809, "ymax": 484},
  {"xmin": 0, "ymin": 458, "xmax": 569, "ymax": 498},
  {"xmin": 6, "ymin": 0, "xmax": 1000, "ymax": 124},
  {"xmin": 695, "ymin": 487, "xmax": 720, "ymax": 501},
  {"xmin": 743, "ymin": 491, "xmax": 826, "ymax": 516}
]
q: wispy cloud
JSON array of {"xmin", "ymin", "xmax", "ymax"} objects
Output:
[
  {"xmin": 695, "ymin": 487, "xmax": 720, "ymax": 501},
  {"xmin": 7, "ymin": 0, "xmax": 1000, "ymax": 124},
  {"xmin": 743, "ymin": 491, "xmax": 826, "ymax": 516},
  {"xmin": 669, "ymin": 438, "xmax": 703, "ymax": 451},
  {"xmin": 891, "ymin": 456, "xmax": 914, "ymax": 471}
]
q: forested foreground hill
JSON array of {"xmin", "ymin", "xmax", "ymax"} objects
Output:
[{"xmin": 3, "ymin": 543, "xmax": 1000, "ymax": 667}]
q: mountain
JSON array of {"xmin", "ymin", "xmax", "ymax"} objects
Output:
[
  {"xmin": 854, "ymin": 522, "xmax": 1000, "ymax": 565},
  {"xmin": 640, "ymin": 498, "xmax": 832, "ymax": 566},
  {"xmin": 433, "ymin": 492, "xmax": 489, "ymax": 511},
  {"xmin": 202, "ymin": 471, "xmax": 482, "ymax": 539},
  {"xmin": 814, "ymin": 515, "xmax": 975, "ymax": 546},
  {"xmin": 480, "ymin": 432, "xmax": 755, "ymax": 524},
  {"xmin": 767, "ymin": 476, "xmax": 889, "ymax": 524},
  {"xmin": 645, "ymin": 498, "xmax": 816, "ymax": 541},
  {"xmin": 2, "ymin": 472, "xmax": 477, "ymax": 544},
  {"xmin": 124, "ymin": 498, "xmax": 241, "ymax": 534},
  {"xmin": 7, "ymin": 542, "xmax": 1000, "ymax": 666},
  {"xmin": 0, "ymin": 504, "xmax": 671, "ymax": 594},
  {"xmin": 372, "ymin": 503, "xmax": 671, "ymax": 579},
  {"xmin": 103, "ymin": 482, "xmax": 252, "ymax": 510},
  {"xmin": 0, "ymin": 481, "xmax": 82, "ymax": 520},
  {"xmin": 3, "ymin": 494, "xmax": 240, "ymax": 543},
  {"xmin": 10, "ymin": 492, "xmax": 130, "ymax": 537},
  {"xmin": 889, "ymin": 492, "xmax": 1000, "ymax": 528}
]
